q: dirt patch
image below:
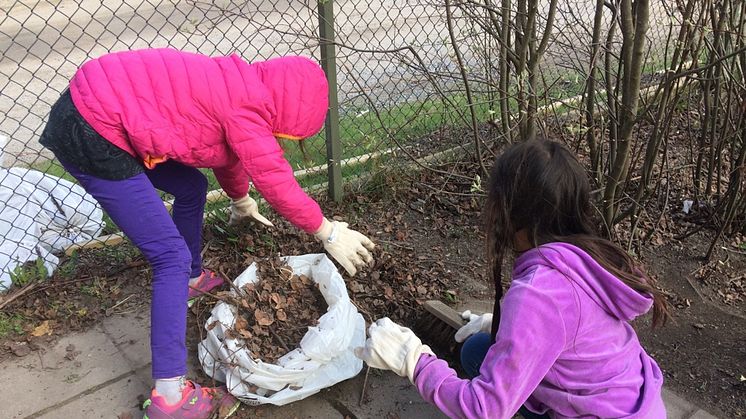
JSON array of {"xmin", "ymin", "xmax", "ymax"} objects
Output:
[
  {"xmin": 689, "ymin": 246, "xmax": 746, "ymax": 315},
  {"xmin": 0, "ymin": 245, "xmax": 150, "ymax": 362},
  {"xmin": 636, "ymin": 234, "xmax": 746, "ymax": 418}
]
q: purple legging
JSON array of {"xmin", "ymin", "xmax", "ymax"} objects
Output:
[{"xmin": 61, "ymin": 159, "xmax": 207, "ymax": 379}]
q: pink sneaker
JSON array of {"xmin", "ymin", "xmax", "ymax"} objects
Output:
[
  {"xmin": 188, "ymin": 269, "xmax": 225, "ymax": 302},
  {"xmin": 143, "ymin": 381, "xmax": 240, "ymax": 419}
]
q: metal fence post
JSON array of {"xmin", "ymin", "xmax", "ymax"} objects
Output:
[{"xmin": 318, "ymin": 0, "xmax": 343, "ymax": 202}]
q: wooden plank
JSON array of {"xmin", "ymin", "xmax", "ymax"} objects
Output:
[{"xmin": 423, "ymin": 300, "xmax": 465, "ymax": 330}]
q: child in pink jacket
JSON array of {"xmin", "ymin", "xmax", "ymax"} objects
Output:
[
  {"xmin": 39, "ymin": 48, "xmax": 374, "ymax": 418},
  {"xmin": 355, "ymin": 139, "xmax": 668, "ymax": 418}
]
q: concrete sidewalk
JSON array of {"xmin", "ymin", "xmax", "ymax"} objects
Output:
[{"xmin": 2, "ymin": 312, "xmax": 719, "ymax": 418}]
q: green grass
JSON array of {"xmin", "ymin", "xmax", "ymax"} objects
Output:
[
  {"xmin": 0, "ymin": 313, "xmax": 26, "ymax": 338},
  {"xmin": 80, "ymin": 277, "xmax": 108, "ymax": 298},
  {"xmin": 32, "ymin": 159, "xmax": 73, "ymax": 182},
  {"xmin": 56, "ymin": 251, "xmax": 80, "ymax": 279},
  {"xmin": 9, "ymin": 258, "xmax": 48, "ymax": 288}
]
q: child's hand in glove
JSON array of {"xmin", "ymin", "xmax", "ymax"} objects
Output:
[
  {"xmin": 454, "ymin": 310, "xmax": 493, "ymax": 342},
  {"xmin": 229, "ymin": 195, "xmax": 274, "ymax": 227},
  {"xmin": 354, "ymin": 317, "xmax": 434, "ymax": 382},
  {"xmin": 314, "ymin": 217, "xmax": 375, "ymax": 276}
]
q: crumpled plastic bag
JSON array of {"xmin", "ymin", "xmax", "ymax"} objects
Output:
[
  {"xmin": 198, "ymin": 254, "xmax": 365, "ymax": 406},
  {"xmin": 0, "ymin": 135, "xmax": 104, "ymax": 291}
]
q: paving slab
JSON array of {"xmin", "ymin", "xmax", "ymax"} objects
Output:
[
  {"xmin": 2, "ymin": 324, "xmax": 136, "ymax": 418},
  {"xmin": 662, "ymin": 388, "xmax": 699, "ymax": 418},
  {"xmin": 101, "ymin": 312, "xmax": 156, "ymax": 389},
  {"xmin": 690, "ymin": 410, "xmax": 719, "ymax": 419},
  {"xmin": 100, "ymin": 312, "xmax": 150, "ymax": 370},
  {"xmin": 30, "ymin": 371, "xmax": 343, "ymax": 419},
  {"xmin": 325, "ymin": 370, "xmax": 448, "ymax": 419},
  {"xmin": 36, "ymin": 372, "xmax": 147, "ymax": 419},
  {"xmin": 663, "ymin": 388, "xmax": 721, "ymax": 419}
]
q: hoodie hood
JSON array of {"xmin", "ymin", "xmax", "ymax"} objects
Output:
[
  {"xmin": 250, "ymin": 56, "xmax": 329, "ymax": 140},
  {"xmin": 514, "ymin": 242, "xmax": 653, "ymax": 321}
]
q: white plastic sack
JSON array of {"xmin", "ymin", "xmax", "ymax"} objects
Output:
[
  {"xmin": 0, "ymin": 136, "xmax": 104, "ymax": 291},
  {"xmin": 198, "ymin": 254, "xmax": 365, "ymax": 406}
]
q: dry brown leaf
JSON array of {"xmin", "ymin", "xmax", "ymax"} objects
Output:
[
  {"xmin": 276, "ymin": 310, "xmax": 287, "ymax": 321},
  {"xmin": 255, "ymin": 309, "xmax": 274, "ymax": 326},
  {"xmin": 270, "ymin": 292, "xmax": 286, "ymax": 309},
  {"xmin": 31, "ymin": 320, "xmax": 52, "ymax": 337},
  {"xmin": 350, "ymin": 281, "xmax": 364, "ymax": 293},
  {"xmin": 235, "ymin": 315, "xmax": 249, "ymax": 331},
  {"xmin": 240, "ymin": 298, "xmax": 253, "ymax": 309}
]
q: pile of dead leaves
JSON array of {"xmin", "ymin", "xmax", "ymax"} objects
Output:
[{"xmin": 210, "ymin": 256, "xmax": 327, "ymax": 364}]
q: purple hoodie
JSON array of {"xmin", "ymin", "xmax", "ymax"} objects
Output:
[{"xmin": 413, "ymin": 243, "xmax": 665, "ymax": 418}]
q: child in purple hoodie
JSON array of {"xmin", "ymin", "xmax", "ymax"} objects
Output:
[{"xmin": 355, "ymin": 139, "xmax": 669, "ymax": 418}]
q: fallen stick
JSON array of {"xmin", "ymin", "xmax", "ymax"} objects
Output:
[
  {"xmin": 359, "ymin": 366, "xmax": 371, "ymax": 406},
  {"xmin": 105, "ymin": 294, "xmax": 136, "ymax": 316},
  {"xmin": 0, "ymin": 281, "xmax": 40, "ymax": 310},
  {"xmin": 269, "ymin": 326, "xmax": 290, "ymax": 353}
]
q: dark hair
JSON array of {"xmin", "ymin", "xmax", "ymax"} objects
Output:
[{"xmin": 484, "ymin": 138, "xmax": 669, "ymax": 338}]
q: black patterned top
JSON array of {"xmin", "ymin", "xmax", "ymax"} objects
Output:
[{"xmin": 39, "ymin": 90, "xmax": 145, "ymax": 180}]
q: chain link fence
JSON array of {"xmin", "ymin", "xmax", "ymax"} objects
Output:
[{"xmin": 1, "ymin": 0, "xmax": 680, "ymax": 290}]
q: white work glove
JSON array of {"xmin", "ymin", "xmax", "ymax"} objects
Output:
[
  {"xmin": 314, "ymin": 217, "xmax": 374, "ymax": 276},
  {"xmin": 454, "ymin": 310, "xmax": 493, "ymax": 343},
  {"xmin": 354, "ymin": 317, "xmax": 434, "ymax": 383},
  {"xmin": 228, "ymin": 195, "xmax": 274, "ymax": 227}
]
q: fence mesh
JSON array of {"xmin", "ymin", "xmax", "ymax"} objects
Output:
[{"xmin": 1, "ymin": 0, "xmax": 679, "ymax": 290}]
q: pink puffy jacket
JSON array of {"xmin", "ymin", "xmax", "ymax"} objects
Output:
[{"xmin": 69, "ymin": 48, "xmax": 327, "ymax": 233}]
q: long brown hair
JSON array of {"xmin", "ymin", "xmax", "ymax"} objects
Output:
[{"xmin": 484, "ymin": 138, "xmax": 669, "ymax": 338}]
